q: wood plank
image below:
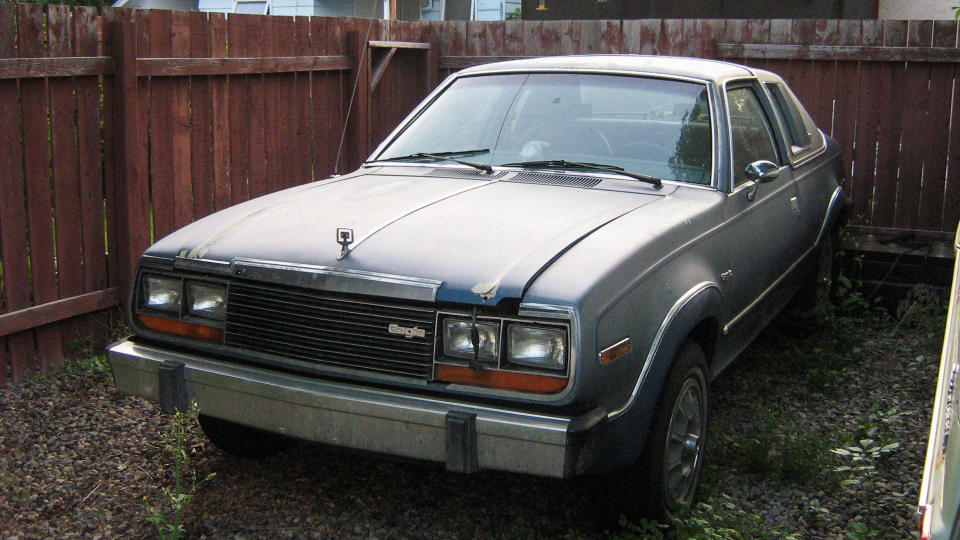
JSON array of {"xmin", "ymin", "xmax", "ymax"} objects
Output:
[
  {"xmin": 523, "ymin": 20, "xmax": 544, "ymax": 55},
  {"xmin": 871, "ymin": 21, "xmax": 908, "ymax": 229},
  {"xmin": 369, "ymin": 40, "xmax": 430, "ymax": 50},
  {"xmin": 73, "ymin": 6, "xmax": 108, "ymax": 295},
  {"xmin": 262, "ymin": 15, "xmax": 283, "ymax": 195},
  {"xmin": 0, "ymin": 3, "xmax": 36, "ymax": 382},
  {"xmin": 48, "ymin": 5, "xmax": 84, "ymax": 364},
  {"xmin": 293, "ymin": 15, "xmax": 313, "ymax": 185},
  {"xmin": 892, "ymin": 60, "xmax": 928, "ymax": 229},
  {"xmin": 171, "ymin": 10, "xmax": 193, "ymax": 230},
  {"xmin": 0, "ymin": 56, "xmax": 113, "ymax": 79},
  {"xmin": 208, "ymin": 12, "xmax": 230, "ymax": 211},
  {"xmin": 311, "ymin": 17, "xmax": 335, "ymax": 179},
  {"xmin": 19, "ymin": 3, "xmax": 62, "ymax": 373},
  {"xmin": 189, "ymin": 11, "xmax": 215, "ymax": 218},
  {"xmin": 918, "ymin": 62, "xmax": 954, "ymax": 231},
  {"xmin": 244, "ymin": 15, "xmax": 268, "ymax": 199},
  {"xmin": 227, "ymin": 14, "xmax": 250, "ymax": 203},
  {"xmin": 597, "ymin": 20, "xmax": 621, "ymax": 54},
  {"xmin": 944, "ymin": 58, "xmax": 960, "ymax": 233},
  {"xmin": 717, "ymin": 43, "xmax": 960, "ymax": 63},
  {"xmin": 482, "ymin": 21, "xmax": 506, "ymax": 56},
  {"xmin": 0, "ymin": 288, "xmax": 121, "ymax": 338},
  {"xmin": 540, "ymin": 20, "xmax": 563, "ymax": 56},
  {"xmin": 830, "ymin": 20, "xmax": 862, "ymax": 187},
  {"xmin": 660, "ymin": 19, "xmax": 683, "ymax": 56},
  {"xmin": 99, "ymin": 9, "xmax": 121, "ymax": 292},
  {"xmin": 71, "ymin": 5, "xmax": 104, "ymax": 352},
  {"xmin": 110, "ymin": 10, "xmax": 151, "ymax": 294},
  {"xmin": 147, "ymin": 9, "xmax": 175, "ymax": 240},
  {"xmin": 502, "ymin": 20, "xmax": 523, "ymax": 57},
  {"xmin": 848, "ymin": 25, "xmax": 883, "ymax": 228},
  {"xmin": 344, "ymin": 28, "xmax": 370, "ymax": 172},
  {"xmin": 136, "ymin": 55, "xmax": 351, "ymax": 77},
  {"xmin": 275, "ymin": 16, "xmax": 297, "ymax": 190}
]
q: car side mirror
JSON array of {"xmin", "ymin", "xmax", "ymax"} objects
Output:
[{"xmin": 745, "ymin": 160, "xmax": 779, "ymax": 201}]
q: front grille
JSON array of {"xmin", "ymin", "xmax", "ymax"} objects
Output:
[{"xmin": 224, "ymin": 282, "xmax": 436, "ymax": 378}]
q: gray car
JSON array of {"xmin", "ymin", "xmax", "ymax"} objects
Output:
[{"xmin": 108, "ymin": 55, "xmax": 846, "ymax": 520}]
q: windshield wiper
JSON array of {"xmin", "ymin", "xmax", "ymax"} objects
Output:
[
  {"xmin": 500, "ymin": 160, "xmax": 663, "ymax": 189},
  {"xmin": 368, "ymin": 149, "xmax": 493, "ymax": 174}
]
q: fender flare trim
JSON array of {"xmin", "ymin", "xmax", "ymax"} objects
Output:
[{"xmin": 606, "ymin": 281, "xmax": 721, "ymax": 420}]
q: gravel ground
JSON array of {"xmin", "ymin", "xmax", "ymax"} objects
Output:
[{"xmin": 0, "ymin": 297, "xmax": 945, "ymax": 539}]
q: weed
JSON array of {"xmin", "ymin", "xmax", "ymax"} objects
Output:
[
  {"xmin": 714, "ymin": 409, "xmax": 836, "ymax": 487},
  {"xmin": 846, "ymin": 521, "xmax": 880, "ymax": 540},
  {"xmin": 614, "ymin": 497, "xmax": 802, "ymax": 539},
  {"xmin": 144, "ymin": 402, "xmax": 214, "ymax": 540}
]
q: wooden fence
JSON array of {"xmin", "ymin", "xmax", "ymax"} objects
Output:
[{"xmin": 2, "ymin": 7, "xmax": 960, "ymax": 383}]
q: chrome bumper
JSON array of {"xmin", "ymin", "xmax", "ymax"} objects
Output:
[{"xmin": 107, "ymin": 339, "xmax": 601, "ymax": 478}]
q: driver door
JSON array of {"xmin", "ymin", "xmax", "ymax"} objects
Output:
[{"xmin": 720, "ymin": 83, "xmax": 804, "ymax": 333}]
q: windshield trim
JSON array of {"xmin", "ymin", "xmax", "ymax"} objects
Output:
[{"xmin": 368, "ymin": 69, "xmax": 717, "ymax": 189}]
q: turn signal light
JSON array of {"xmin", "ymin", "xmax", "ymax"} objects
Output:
[
  {"xmin": 139, "ymin": 314, "xmax": 224, "ymax": 343},
  {"xmin": 436, "ymin": 364, "xmax": 568, "ymax": 394}
]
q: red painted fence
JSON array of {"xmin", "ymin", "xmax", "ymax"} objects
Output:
[{"xmin": 1, "ymin": 6, "xmax": 959, "ymax": 383}]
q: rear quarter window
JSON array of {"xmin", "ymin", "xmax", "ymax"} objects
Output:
[{"xmin": 765, "ymin": 82, "xmax": 825, "ymax": 161}]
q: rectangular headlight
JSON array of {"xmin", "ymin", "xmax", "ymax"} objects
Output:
[
  {"xmin": 442, "ymin": 319, "xmax": 499, "ymax": 363},
  {"xmin": 187, "ymin": 282, "xmax": 227, "ymax": 321},
  {"xmin": 142, "ymin": 275, "xmax": 181, "ymax": 313},
  {"xmin": 507, "ymin": 325, "xmax": 566, "ymax": 371}
]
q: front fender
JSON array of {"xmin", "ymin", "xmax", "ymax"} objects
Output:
[{"xmin": 576, "ymin": 282, "xmax": 722, "ymax": 474}]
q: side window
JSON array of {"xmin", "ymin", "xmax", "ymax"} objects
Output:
[
  {"xmin": 765, "ymin": 82, "xmax": 826, "ymax": 160},
  {"xmin": 766, "ymin": 83, "xmax": 811, "ymax": 152},
  {"xmin": 727, "ymin": 86, "xmax": 779, "ymax": 188}
]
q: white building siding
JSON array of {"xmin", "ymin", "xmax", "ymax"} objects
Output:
[{"xmin": 878, "ymin": 0, "xmax": 954, "ymax": 19}]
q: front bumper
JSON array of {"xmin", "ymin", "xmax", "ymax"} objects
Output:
[{"xmin": 107, "ymin": 339, "xmax": 603, "ymax": 478}]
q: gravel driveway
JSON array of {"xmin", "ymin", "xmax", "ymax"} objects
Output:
[{"xmin": 0, "ymin": 298, "xmax": 944, "ymax": 539}]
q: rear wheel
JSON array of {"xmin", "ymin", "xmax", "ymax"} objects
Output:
[
  {"xmin": 198, "ymin": 414, "xmax": 295, "ymax": 458},
  {"xmin": 622, "ymin": 341, "xmax": 708, "ymax": 522}
]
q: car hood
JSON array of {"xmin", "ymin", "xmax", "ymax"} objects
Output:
[{"xmin": 147, "ymin": 168, "xmax": 666, "ymax": 305}]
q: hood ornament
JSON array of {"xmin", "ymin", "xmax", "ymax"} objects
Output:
[{"xmin": 336, "ymin": 228, "xmax": 354, "ymax": 260}]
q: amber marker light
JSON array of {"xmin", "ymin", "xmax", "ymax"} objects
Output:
[
  {"xmin": 436, "ymin": 364, "xmax": 568, "ymax": 394},
  {"xmin": 598, "ymin": 337, "xmax": 631, "ymax": 365},
  {"xmin": 139, "ymin": 314, "xmax": 224, "ymax": 343}
]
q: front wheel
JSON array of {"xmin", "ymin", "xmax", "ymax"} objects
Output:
[{"xmin": 622, "ymin": 341, "xmax": 708, "ymax": 522}]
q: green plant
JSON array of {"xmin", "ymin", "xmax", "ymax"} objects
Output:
[
  {"xmin": 830, "ymin": 436, "xmax": 900, "ymax": 489},
  {"xmin": 846, "ymin": 521, "xmax": 880, "ymax": 540},
  {"xmin": 145, "ymin": 402, "xmax": 214, "ymax": 540}
]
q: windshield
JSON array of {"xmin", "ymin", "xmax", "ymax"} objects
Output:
[{"xmin": 375, "ymin": 73, "xmax": 713, "ymax": 185}]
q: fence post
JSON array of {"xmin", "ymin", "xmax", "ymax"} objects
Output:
[
  {"xmin": 344, "ymin": 29, "xmax": 370, "ymax": 172},
  {"xmin": 108, "ymin": 13, "xmax": 150, "ymax": 314},
  {"xmin": 426, "ymin": 40, "xmax": 437, "ymax": 91}
]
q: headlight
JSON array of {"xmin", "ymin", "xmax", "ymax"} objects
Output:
[
  {"xmin": 187, "ymin": 282, "xmax": 227, "ymax": 321},
  {"xmin": 143, "ymin": 275, "xmax": 181, "ymax": 312},
  {"xmin": 442, "ymin": 319, "xmax": 499, "ymax": 362},
  {"xmin": 507, "ymin": 325, "xmax": 566, "ymax": 371}
]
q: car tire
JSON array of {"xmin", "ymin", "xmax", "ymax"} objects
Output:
[
  {"xmin": 798, "ymin": 233, "xmax": 835, "ymax": 309},
  {"xmin": 622, "ymin": 340, "xmax": 708, "ymax": 523},
  {"xmin": 198, "ymin": 414, "xmax": 295, "ymax": 458}
]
